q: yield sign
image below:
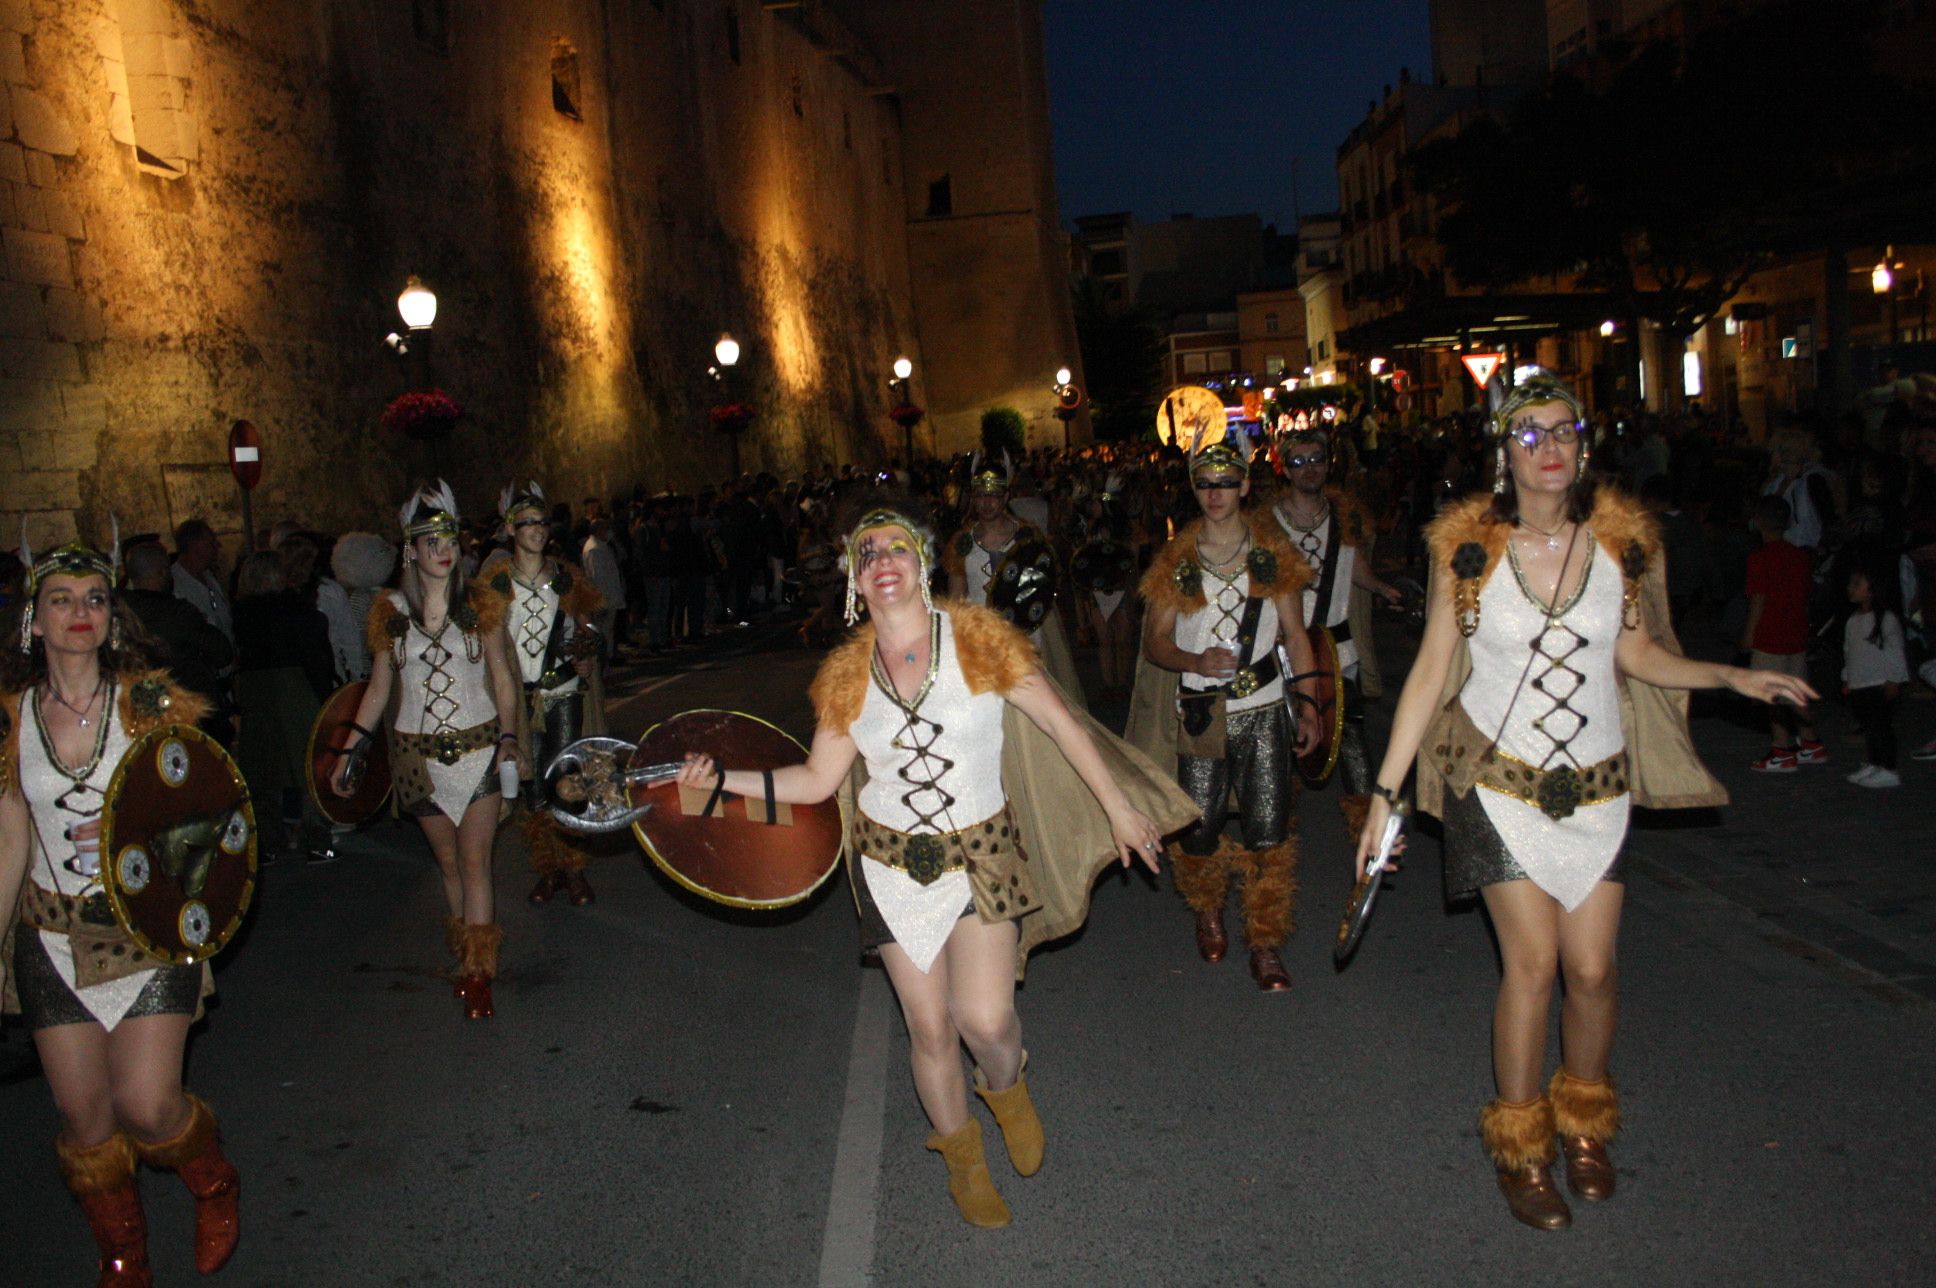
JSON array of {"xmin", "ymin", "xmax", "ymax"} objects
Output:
[{"xmin": 1460, "ymin": 352, "xmax": 1505, "ymax": 388}]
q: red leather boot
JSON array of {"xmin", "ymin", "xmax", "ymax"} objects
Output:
[
  {"xmin": 457, "ymin": 922, "xmax": 504, "ymax": 1020},
  {"xmin": 133, "ymin": 1095, "xmax": 240, "ymax": 1274},
  {"xmin": 57, "ymin": 1131, "xmax": 153, "ymax": 1287}
]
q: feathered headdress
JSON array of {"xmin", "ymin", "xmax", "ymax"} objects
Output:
[
  {"xmin": 840, "ymin": 507, "xmax": 936, "ymax": 625},
  {"xmin": 499, "ymin": 479, "xmax": 547, "ymax": 525},
  {"xmin": 17, "ymin": 515, "xmax": 120, "ymax": 654},
  {"xmin": 1188, "ymin": 419, "xmax": 1253, "ymax": 477},
  {"xmin": 399, "ymin": 479, "xmax": 460, "ymax": 540},
  {"xmin": 968, "ymin": 449, "xmax": 1014, "ymax": 496}
]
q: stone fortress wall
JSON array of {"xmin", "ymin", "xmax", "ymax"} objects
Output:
[{"xmin": 0, "ymin": 0, "xmax": 1079, "ymax": 550}]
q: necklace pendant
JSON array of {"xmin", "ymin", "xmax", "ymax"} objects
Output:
[
  {"xmin": 904, "ymin": 651, "xmax": 917, "ymax": 664},
  {"xmin": 1547, "ymin": 537, "xmax": 1561, "ymax": 551}
]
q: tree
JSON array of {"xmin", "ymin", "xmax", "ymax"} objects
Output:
[
  {"xmin": 1071, "ymin": 275, "xmax": 1168, "ymax": 441},
  {"xmin": 979, "ymin": 406, "xmax": 1026, "ymax": 458}
]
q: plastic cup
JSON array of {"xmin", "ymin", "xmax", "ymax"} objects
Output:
[{"xmin": 500, "ymin": 760, "xmax": 521, "ymax": 800}]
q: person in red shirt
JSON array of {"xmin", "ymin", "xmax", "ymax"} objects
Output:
[{"xmin": 1741, "ymin": 494, "xmax": 1823, "ymax": 770}]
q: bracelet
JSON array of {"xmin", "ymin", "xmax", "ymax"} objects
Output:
[
  {"xmin": 1372, "ymin": 782, "xmax": 1402, "ymax": 805},
  {"xmin": 498, "ymin": 733, "xmax": 518, "ymax": 745}
]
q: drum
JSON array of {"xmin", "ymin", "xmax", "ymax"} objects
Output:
[
  {"xmin": 307, "ymin": 680, "xmax": 393, "ymax": 827},
  {"xmin": 100, "ymin": 726, "xmax": 258, "ymax": 964},
  {"xmin": 1294, "ymin": 625, "xmax": 1346, "ymax": 788}
]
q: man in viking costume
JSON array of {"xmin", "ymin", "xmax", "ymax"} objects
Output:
[
  {"xmin": 943, "ymin": 452, "xmax": 1087, "ymax": 707},
  {"xmin": 479, "ymin": 482, "xmax": 607, "ymax": 906},
  {"xmin": 1132, "ymin": 426, "xmax": 1321, "ymax": 991},
  {"xmin": 1269, "ymin": 421, "xmax": 1405, "ymax": 835}
]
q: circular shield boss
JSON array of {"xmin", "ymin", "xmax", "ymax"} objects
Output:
[
  {"xmin": 628, "ymin": 710, "xmax": 844, "ymax": 910},
  {"xmin": 1295, "ymin": 625, "xmax": 1346, "ymax": 788},
  {"xmin": 100, "ymin": 725, "xmax": 258, "ymax": 965},
  {"xmin": 1071, "ymin": 538, "xmax": 1135, "ymax": 595},
  {"xmin": 306, "ymin": 680, "xmax": 393, "ymax": 827},
  {"xmin": 988, "ymin": 538, "xmax": 1058, "ymax": 629}
]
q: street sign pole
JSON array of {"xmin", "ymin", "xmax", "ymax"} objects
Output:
[{"xmin": 229, "ymin": 419, "xmax": 263, "ymax": 554}]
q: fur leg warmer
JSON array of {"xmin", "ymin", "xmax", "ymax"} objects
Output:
[
  {"xmin": 521, "ymin": 808, "xmax": 587, "ymax": 875},
  {"xmin": 1239, "ymin": 835, "xmax": 1299, "ymax": 949},
  {"xmin": 57, "ymin": 1130, "xmax": 137, "ymax": 1195},
  {"xmin": 58, "ymin": 1132, "xmax": 150, "ymax": 1287},
  {"xmin": 133, "ymin": 1095, "xmax": 241, "ymax": 1275},
  {"xmin": 1550, "ymin": 1069, "xmax": 1620, "ymax": 1143},
  {"xmin": 1171, "ymin": 836, "xmax": 1237, "ymax": 915},
  {"xmin": 457, "ymin": 923, "xmax": 504, "ymax": 980},
  {"xmin": 1480, "ymin": 1096, "xmax": 1558, "ymax": 1171}
]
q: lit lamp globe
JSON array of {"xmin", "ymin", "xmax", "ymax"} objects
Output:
[
  {"xmin": 715, "ymin": 333, "xmax": 741, "ymax": 368},
  {"xmin": 893, "ymin": 356, "xmax": 914, "ymax": 381},
  {"xmin": 397, "ymin": 276, "xmax": 438, "ymax": 331},
  {"xmin": 1872, "ymin": 261, "xmax": 1895, "ymax": 295},
  {"xmin": 1054, "ymin": 366, "xmax": 1073, "ymax": 387}
]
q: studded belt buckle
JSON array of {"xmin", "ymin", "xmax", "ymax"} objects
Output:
[
  {"xmin": 433, "ymin": 732, "xmax": 464, "ymax": 766},
  {"xmin": 903, "ymin": 834, "xmax": 947, "ymax": 886},
  {"xmin": 1228, "ymin": 666, "xmax": 1258, "ymax": 699},
  {"xmin": 1535, "ymin": 764, "xmax": 1582, "ymax": 821}
]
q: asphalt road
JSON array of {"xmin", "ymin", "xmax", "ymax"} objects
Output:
[{"xmin": 3, "ymin": 621, "xmax": 1933, "ymax": 1286}]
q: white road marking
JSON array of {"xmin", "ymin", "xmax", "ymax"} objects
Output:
[{"xmin": 816, "ymin": 967, "xmax": 893, "ymax": 1287}]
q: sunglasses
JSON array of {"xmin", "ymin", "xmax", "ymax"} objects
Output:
[
  {"xmin": 1193, "ymin": 478, "xmax": 1243, "ymax": 491},
  {"xmin": 1284, "ymin": 454, "xmax": 1325, "ymax": 469},
  {"xmin": 512, "ymin": 517, "xmax": 550, "ymax": 530},
  {"xmin": 1509, "ymin": 422, "xmax": 1582, "ymax": 450}
]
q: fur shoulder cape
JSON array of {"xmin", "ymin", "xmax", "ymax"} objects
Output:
[
  {"xmin": 809, "ymin": 601, "xmax": 1039, "ymax": 733},
  {"xmin": 1325, "ymin": 486, "xmax": 1374, "ymax": 548},
  {"xmin": 943, "ymin": 520, "xmax": 1044, "ymax": 582},
  {"xmin": 1, "ymin": 670, "xmax": 208, "ymax": 798},
  {"xmin": 1424, "ymin": 485, "xmax": 1660, "ymax": 591},
  {"xmin": 1137, "ymin": 512, "xmax": 1313, "ymax": 618},
  {"xmin": 481, "ymin": 555, "xmax": 605, "ymax": 622},
  {"xmin": 365, "ymin": 583, "xmax": 510, "ymax": 664}
]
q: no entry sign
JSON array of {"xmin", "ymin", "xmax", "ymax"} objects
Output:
[{"xmin": 228, "ymin": 419, "xmax": 262, "ymax": 490}]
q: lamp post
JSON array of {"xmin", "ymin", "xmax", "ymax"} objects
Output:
[
  {"xmin": 1874, "ymin": 247, "xmax": 1901, "ymax": 347},
  {"xmin": 886, "ymin": 355, "xmax": 922, "ymax": 464},
  {"xmin": 382, "ymin": 274, "xmax": 456, "ymax": 473},
  {"xmin": 710, "ymin": 331, "xmax": 748, "ymax": 477},
  {"xmin": 1051, "ymin": 365, "xmax": 1082, "ymax": 449}
]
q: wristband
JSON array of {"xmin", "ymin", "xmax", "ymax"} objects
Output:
[
  {"xmin": 498, "ymin": 733, "xmax": 518, "ymax": 745},
  {"xmin": 1372, "ymin": 782, "xmax": 1402, "ymax": 805}
]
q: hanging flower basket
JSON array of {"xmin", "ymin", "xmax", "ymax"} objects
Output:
[
  {"xmin": 381, "ymin": 389, "xmax": 463, "ymax": 441},
  {"xmin": 710, "ymin": 402, "xmax": 754, "ymax": 435},
  {"xmin": 888, "ymin": 402, "xmax": 925, "ymax": 430}
]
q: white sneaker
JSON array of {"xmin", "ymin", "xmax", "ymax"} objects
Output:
[
  {"xmin": 1846, "ymin": 764, "xmax": 1880, "ymax": 785},
  {"xmin": 1859, "ymin": 767, "xmax": 1901, "ymax": 789}
]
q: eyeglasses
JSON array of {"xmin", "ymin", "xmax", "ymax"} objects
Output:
[
  {"xmin": 1284, "ymin": 454, "xmax": 1325, "ymax": 469},
  {"xmin": 1508, "ymin": 421, "xmax": 1582, "ymax": 450}
]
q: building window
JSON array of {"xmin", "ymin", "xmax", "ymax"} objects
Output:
[
  {"xmin": 726, "ymin": 7, "xmax": 741, "ymax": 64},
  {"xmin": 1182, "ymin": 353, "xmax": 1208, "ymax": 374},
  {"xmin": 551, "ymin": 41, "xmax": 582, "ymax": 120},
  {"xmin": 412, "ymin": 0, "xmax": 449, "ymax": 52},
  {"xmin": 1265, "ymin": 354, "xmax": 1285, "ymax": 376},
  {"xmin": 926, "ymin": 174, "xmax": 952, "ymax": 218},
  {"xmin": 1317, "ymin": 340, "xmax": 1328, "ymax": 360},
  {"xmin": 1090, "ymin": 248, "xmax": 1125, "ymax": 277},
  {"xmin": 1265, "ymin": 312, "xmax": 1279, "ymax": 335},
  {"xmin": 1206, "ymin": 350, "xmax": 1230, "ymax": 371}
]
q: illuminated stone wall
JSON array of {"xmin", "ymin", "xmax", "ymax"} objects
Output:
[{"xmin": 3, "ymin": 0, "xmax": 1071, "ymax": 549}]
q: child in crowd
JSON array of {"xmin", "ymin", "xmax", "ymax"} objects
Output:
[
  {"xmin": 1743, "ymin": 494, "xmax": 1825, "ymax": 771},
  {"xmin": 1842, "ymin": 549, "xmax": 1910, "ymax": 788}
]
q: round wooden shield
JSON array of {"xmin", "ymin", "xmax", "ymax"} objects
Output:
[
  {"xmin": 1296, "ymin": 626, "xmax": 1346, "ymax": 788},
  {"xmin": 1071, "ymin": 538, "xmax": 1136, "ymax": 595},
  {"xmin": 1157, "ymin": 385, "xmax": 1229, "ymax": 450},
  {"xmin": 307, "ymin": 680, "xmax": 392, "ymax": 827},
  {"xmin": 100, "ymin": 726, "xmax": 258, "ymax": 965},
  {"xmin": 629, "ymin": 710, "xmax": 843, "ymax": 910},
  {"xmin": 988, "ymin": 538, "xmax": 1058, "ymax": 630}
]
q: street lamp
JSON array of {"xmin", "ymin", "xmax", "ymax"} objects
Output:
[
  {"xmin": 893, "ymin": 355, "xmax": 913, "ymax": 382},
  {"xmin": 715, "ymin": 332, "xmax": 741, "ymax": 369},
  {"xmin": 398, "ymin": 276, "xmax": 438, "ymax": 331},
  {"xmin": 1599, "ymin": 320, "xmax": 1617, "ymax": 338},
  {"xmin": 1873, "ymin": 247, "xmax": 1902, "ymax": 346},
  {"xmin": 888, "ymin": 356, "xmax": 922, "ymax": 463},
  {"xmin": 1055, "ymin": 365, "xmax": 1072, "ymax": 387},
  {"xmin": 1051, "ymin": 366, "xmax": 1082, "ymax": 449},
  {"xmin": 1368, "ymin": 356, "xmax": 1386, "ymax": 375},
  {"xmin": 710, "ymin": 332, "xmax": 749, "ymax": 477}
]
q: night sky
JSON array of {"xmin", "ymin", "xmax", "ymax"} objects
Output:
[{"xmin": 1043, "ymin": 0, "xmax": 1434, "ymax": 229}]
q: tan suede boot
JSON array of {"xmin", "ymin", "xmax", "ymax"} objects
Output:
[
  {"xmin": 974, "ymin": 1055, "xmax": 1044, "ymax": 1177},
  {"xmin": 1480, "ymin": 1096, "xmax": 1570, "ymax": 1230},
  {"xmin": 1550, "ymin": 1069, "xmax": 1619, "ymax": 1201},
  {"xmin": 925, "ymin": 1119, "xmax": 1010, "ymax": 1228}
]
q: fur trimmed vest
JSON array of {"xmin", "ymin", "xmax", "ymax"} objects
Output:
[
  {"xmin": 1136, "ymin": 512, "xmax": 1314, "ymax": 619},
  {"xmin": 810, "ymin": 600, "xmax": 1037, "ymax": 733},
  {"xmin": 365, "ymin": 582, "xmax": 509, "ymax": 669}
]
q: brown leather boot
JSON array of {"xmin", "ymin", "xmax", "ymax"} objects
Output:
[
  {"xmin": 1194, "ymin": 909, "xmax": 1228, "ymax": 962},
  {"xmin": 526, "ymin": 870, "xmax": 564, "ymax": 904},
  {"xmin": 973, "ymin": 1055, "xmax": 1044, "ymax": 1177},
  {"xmin": 562, "ymin": 869, "xmax": 596, "ymax": 906},
  {"xmin": 1480, "ymin": 1096, "xmax": 1570, "ymax": 1230},
  {"xmin": 1550, "ymin": 1069, "xmax": 1619, "ymax": 1201},
  {"xmin": 57, "ymin": 1131, "xmax": 152, "ymax": 1288},
  {"xmin": 457, "ymin": 923, "xmax": 504, "ymax": 1020},
  {"xmin": 133, "ymin": 1096, "xmax": 240, "ymax": 1274},
  {"xmin": 1247, "ymin": 947, "xmax": 1292, "ymax": 992},
  {"xmin": 924, "ymin": 1119, "xmax": 1010, "ymax": 1228}
]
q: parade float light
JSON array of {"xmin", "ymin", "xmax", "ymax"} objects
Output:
[{"xmin": 398, "ymin": 276, "xmax": 438, "ymax": 331}]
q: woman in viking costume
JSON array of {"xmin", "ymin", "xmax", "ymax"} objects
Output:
[
  {"xmin": 478, "ymin": 482, "xmax": 606, "ymax": 907},
  {"xmin": 677, "ymin": 493, "xmax": 1193, "ymax": 1229},
  {"xmin": 1, "ymin": 532, "xmax": 242, "ymax": 1287},
  {"xmin": 332, "ymin": 482, "xmax": 522, "ymax": 1020},
  {"xmin": 1127, "ymin": 426, "xmax": 1321, "ymax": 992},
  {"xmin": 1354, "ymin": 373, "xmax": 1816, "ymax": 1230},
  {"xmin": 943, "ymin": 452, "xmax": 1088, "ymax": 708}
]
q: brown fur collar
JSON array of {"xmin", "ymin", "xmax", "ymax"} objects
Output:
[
  {"xmin": 365, "ymin": 584, "xmax": 510, "ymax": 665},
  {"xmin": 1326, "ymin": 486, "xmax": 1372, "ymax": 548},
  {"xmin": 1425, "ymin": 486, "xmax": 1660, "ymax": 588},
  {"xmin": 809, "ymin": 600, "xmax": 1040, "ymax": 732},
  {"xmin": 1, "ymin": 671, "xmax": 205, "ymax": 796},
  {"xmin": 481, "ymin": 555, "xmax": 604, "ymax": 621},
  {"xmin": 1138, "ymin": 513, "xmax": 1312, "ymax": 617}
]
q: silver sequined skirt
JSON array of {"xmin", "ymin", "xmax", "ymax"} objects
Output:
[
  {"xmin": 1442, "ymin": 786, "xmax": 1626, "ymax": 902},
  {"xmin": 11, "ymin": 927, "xmax": 203, "ymax": 1031}
]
